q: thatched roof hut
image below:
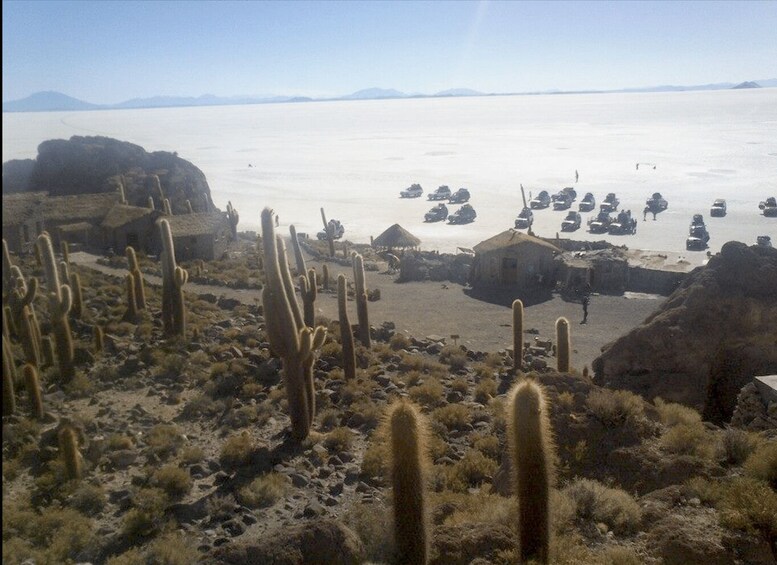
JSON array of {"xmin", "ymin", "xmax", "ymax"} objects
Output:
[{"xmin": 373, "ymin": 224, "xmax": 421, "ymax": 250}]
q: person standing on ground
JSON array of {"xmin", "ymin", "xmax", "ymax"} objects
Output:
[
  {"xmin": 575, "ymin": 170, "xmax": 579, "ymax": 183},
  {"xmin": 581, "ymin": 294, "xmax": 590, "ymax": 324}
]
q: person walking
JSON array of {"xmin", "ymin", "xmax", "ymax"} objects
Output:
[
  {"xmin": 581, "ymin": 294, "xmax": 590, "ymax": 324},
  {"xmin": 575, "ymin": 169, "xmax": 579, "ymax": 183}
]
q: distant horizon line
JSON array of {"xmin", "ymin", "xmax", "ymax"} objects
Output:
[{"xmin": 4, "ymin": 79, "xmax": 776, "ymax": 112}]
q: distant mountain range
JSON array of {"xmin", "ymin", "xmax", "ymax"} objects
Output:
[{"xmin": 4, "ymin": 80, "xmax": 776, "ymax": 112}]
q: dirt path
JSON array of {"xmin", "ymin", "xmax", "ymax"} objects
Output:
[{"xmin": 71, "ymin": 251, "xmax": 664, "ymax": 369}]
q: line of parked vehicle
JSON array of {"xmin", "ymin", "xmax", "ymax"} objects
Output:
[{"xmin": 400, "ymin": 184, "xmax": 478, "ymax": 224}]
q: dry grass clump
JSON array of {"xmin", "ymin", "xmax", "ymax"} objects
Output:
[
  {"xmin": 360, "ymin": 439, "xmax": 388, "ymax": 481},
  {"xmin": 653, "ymin": 397, "xmax": 701, "ymax": 427},
  {"xmin": 122, "ymin": 487, "xmax": 169, "ymax": 540},
  {"xmin": 238, "ymin": 473, "xmax": 290, "ymax": 508},
  {"xmin": 145, "ymin": 424, "xmax": 185, "ymax": 459},
  {"xmin": 146, "ymin": 531, "xmax": 201, "ymax": 565},
  {"xmin": 344, "ymin": 502, "xmax": 394, "ymax": 563},
  {"xmin": 474, "ymin": 378, "xmax": 498, "ymax": 404},
  {"xmin": 451, "ymin": 376, "xmax": 469, "ymax": 394},
  {"xmin": 409, "ymin": 378, "xmax": 445, "ymax": 408},
  {"xmin": 108, "ymin": 433, "xmax": 134, "ymax": 451},
  {"xmin": 445, "ymin": 449, "xmax": 498, "ymax": 492},
  {"xmin": 151, "ymin": 465, "xmax": 192, "ymax": 499},
  {"xmin": 432, "ymin": 404, "xmax": 472, "ymax": 430},
  {"xmin": 2, "ymin": 499, "xmax": 96, "ymax": 564},
  {"xmin": 721, "ymin": 427, "xmax": 757, "ymax": 465},
  {"xmin": 389, "ymin": 333, "xmax": 412, "ymax": 351},
  {"xmin": 219, "ymin": 432, "xmax": 254, "ymax": 470},
  {"xmin": 67, "ymin": 482, "xmax": 107, "ymax": 515},
  {"xmin": 743, "ymin": 440, "xmax": 777, "ymax": 488},
  {"xmin": 586, "ymin": 388, "xmax": 645, "ymax": 427},
  {"xmin": 439, "ymin": 345, "xmax": 469, "ymax": 371},
  {"xmin": 180, "ymin": 446, "xmax": 205, "ymax": 464},
  {"xmin": 659, "ymin": 421, "xmax": 717, "ymax": 460},
  {"xmin": 323, "ymin": 426, "xmax": 353, "ymax": 453},
  {"xmin": 563, "ymin": 478, "xmax": 642, "ymax": 534},
  {"xmin": 472, "ymin": 434, "xmax": 501, "ymax": 460}
]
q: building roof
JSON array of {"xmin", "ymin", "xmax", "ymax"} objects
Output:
[
  {"xmin": 473, "ymin": 229, "xmax": 561, "ymax": 254},
  {"xmin": 57, "ymin": 222, "xmax": 93, "ymax": 233},
  {"xmin": 1, "ymin": 192, "xmax": 46, "ymax": 227},
  {"xmin": 161, "ymin": 212, "xmax": 229, "ymax": 237},
  {"xmin": 101, "ymin": 204, "xmax": 159, "ymax": 229},
  {"xmin": 373, "ymin": 224, "xmax": 421, "ymax": 248},
  {"xmin": 42, "ymin": 192, "xmax": 120, "ymax": 224},
  {"xmin": 561, "ymin": 248, "xmax": 629, "ymax": 269}
]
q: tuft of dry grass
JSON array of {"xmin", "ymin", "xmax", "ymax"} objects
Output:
[
  {"xmin": 586, "ymin": 388, "xmax": 645, "ymax": 427},
  {"xmin": 563, "ymin": 478, "xmax": 642, "ymax": 534},
  {"xmin": 238, "ymin": 473, "xmax": 290, "ymax": 508},
  {"xmin": 219, "ymin": 432, "xmax": 254, "ymax": 470}
]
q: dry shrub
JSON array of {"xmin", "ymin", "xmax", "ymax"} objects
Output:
[
  {"xmin": 586, "ymin": 389, "xmax": 645, "ymax": 427},
  {"xmin": 474, "ymin": 378, "xmax": 497, "ymax": 404},
  {"xmin": 432, "ymin": 404, "xmax": 472, "ymax": 430},
  {"xmin": 323, "ymin": 427, "xmax": 353, "ymax": 453},
  {"xmin": 439, "ymin": 345, "xmax": 468, "ymax": 371},
  {"xmin": 409, "ymin": 378, "xmax": 445, "ymax": 408},
  {"xmin": 123, "ymin": 487, "xmax": 169, "ymax": 540},
  {"xmin": 152, "ymin": 465, "xmax": 192, "ymax": 499},
  {"xmin": 147, "ymin": 531, "xmax": 201, "ymax": 565},
  {"xmin": 563, "ymin": 478, "xmax": 642, "ymax": 534},
  {"xmin": 721, "ymin": 427, "xmax": 757, "ymax": 465},
  {"xmin": 451, "ymin": 377, "xmax": 469, "ymax": 394},
  {"xmin": 238, "ymin": 473, "xmax": 290, "ymax": 508},
  {"xmin": 660, "ymin": 421, "xmax": 717, "ymax": 460},
  {"xmin": 389, "ymin": 333, "xmax": 411, "ymax": 351},
  {"xmin": 67, "ymin": 482, "xmax": 107, "ymax": 514},
  {"xmin": 744, "ymin": 440, "xmax": 777, "ymax": 488},
  {"xmin": 472, "ymin": 434, "xmax": 501, "ymax": 460},
  {"xmin": 653, "ymin": 397, "xmax": 701, "ymax": 427},
  {"xmin": 361, "ymin": 439, "xmax": 387, "ymax": 481},
  {"xmin": 446, "ymin": 449, "xmax": 498, "ymax": 492},
  {"xmin": 219, "ymin": 432, "xmax": 254, "ymax": 470},
  {"xmin": 146, "ymin": 424, "xmax": 184, "ymax": 459},
  {"xmin": 556, "ymin": 391, "xmax": 575, "ymax": 411},
  {"xmin": 344, "ymin": 502, "xmax": 394, "ymax": 563}
]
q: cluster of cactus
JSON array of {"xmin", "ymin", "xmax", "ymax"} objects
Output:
[
  {"xmin": 509, "ymin": 378, "xmax": 556, "ymax": 564},
  {"xmin": 226, "ymin": 201, "xmax": 240, "ymax": 240},
  {"xmin": 337, "ymin": 274, "xmax": 356, "ymax": 380},
  {"xmin": 37, "ymin": 233, "xmax": 75, "ymax": 381},
  {"xmin": 300, "ymin": 269, "xmax": 317, "ymax": 328},
  {"xmin": 352, "ymin": 253, "xmax": 371, "ymax": 348},
  {"xmin": 388, "ymin": 400, "xmax": 430, "ymax": 564},
  {"xmin": 513, "ymin": 299, "xmax": 524, "ymax": 371},
  {"xmin": 261, "ymin": 208, "xmax": 327, "ymax": 441},
  {"xmin": 556, "ymin": 317, "xmax": 571, "ymax": 372},
  {"xmin": 7, "ymin": 266, "xmax": 42, "ymax": 367},
  {"xmin": 159, "ymin": 219, "xmax": 188, "ymax": 337}
]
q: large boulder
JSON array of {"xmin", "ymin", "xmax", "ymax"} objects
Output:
[
  {"xmin": 3, "ymin": 135, "xmax": 214, "ymax": 213},
  {"xmin": 593, "ymin": 242, "xmax": 777, "ymax": 421}
]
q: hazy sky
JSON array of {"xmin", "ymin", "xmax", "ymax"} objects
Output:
[{"xmin": 3, "ymin": 0, "xmax": 776, "ymax": 103}]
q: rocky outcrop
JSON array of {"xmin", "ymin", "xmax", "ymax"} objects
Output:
[
  {"xmin": 3, "ymin": 136, "xmax": 214, "ymax": 214},
  {"xmin": 593, "ymin": 242, "xmax": 777, "ymax": 420},
  {"xmin": 731, "ymin": 381, "xmax": 777, "ymax": 431}
]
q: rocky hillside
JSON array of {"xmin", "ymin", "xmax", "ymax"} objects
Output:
[
  {"xmin": 593, "ymin": 242, "xmax": 777, "ymax": 422},
  {"xmin": 2, "ymin": 136, "xmax": 215, "ymax": 214}
]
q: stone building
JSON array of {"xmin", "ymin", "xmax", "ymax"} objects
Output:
[
  {"xmin": 470, "ymin": 230, "xmax": 561, "ymax": 288},
  {"xmin": 101, "ymin": 204, "xmax": 163, "ymax": 255},
  {"xmin": 41, "ymin": 192, "xmax": 121, "ymax": 247},
  {"xmin": 2, "ymin": 192, "xmax": 45, "ymax": 253},
  {"xmin": 161, "ymin": 212, "xmax": 232, "ymax": 261}
]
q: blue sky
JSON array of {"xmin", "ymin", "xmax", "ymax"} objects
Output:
[{"xmin": 3, "ymin": 0, "xmax": 776, "ymax": 103}]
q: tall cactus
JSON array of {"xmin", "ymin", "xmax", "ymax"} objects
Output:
[
  {"xmin": 60, "ymin": 241, "xmax": 70, "ymax": 266},
  {"xmin": 58, "ymin": 425, "xmax": 82, "ymax": 481},
  {"xmin": 40, "ymin": 336, "xmax": 55, "ymax": 367},
  {"xmin": 20, "ymin": 307, "xmax": 41, "ymax": 367},
  {"xmin": 60, "ymin": 261, "xmax": 71, "ymax": 286},
  {"xmin": 300, "ymin": 269, "xmax": 317, "ymax": 328},
  {"xmin": 2, "ymin": 239, "xmax": 12, "ymax": 293},
  {"xmin": 2, "ymin": 335, "xmax": 16, "ymax": 416},
  {"xmin": 8, "ymin": 267, "xmax": 37, "ymax": 331},
  {"xmin": 289, "ymin": 225, "xmax": 307, "ymax": 277},
  {"xmin": 227, "ymin": 201, "xmax": 240, "ymax": 240},
  {"xmin": 147, "ymin": 196, "xmax": 155, "ymax": 210},
  {"xmin": 512, "ymin": 299, "xmax": 524, "ymax": 371},
  {"xmin": 322, "ymin": 264, "xmax": 330, "ymax": 291},
  {"xmin": 320, "ymin": 208, "xmax": 335, "ymax": 257},
  {"xmin": 159, "ymin": 219, "xmax": 187, "ymax": 337},
  {"xmin": 126, "ymin": 246, "xmax": 146, "ymax": 310},
  {"xmin": 509, "ymin": 379, "xmax": 555, "ymax": 564},
  {"xmin": 69, "ymin": 272, "xmax": 83, "ymax": 319},
  {"xmin": 163, "ymin": 198, "xmax": 172, "ymax": 216},
  {"xmin": 337, "ymin": 275, "xmax": 356, "ymax": 380},
  {"xmin": 388, "ymin": 400, "xmax": 429, "ymax": 565},
  {"xmin": 93, "ymin": 325, "xmax": 104, "ymax": 354},
  {"xmin": 123, "ymin": 274, "xmax": 140, "ymax": 322},
  {"xmin": 555, "ymin": 317, "xmax": 571, "ymax": 372},
  {"xmin": 352, "ymin": 253, "xmax": 371, "ymax": 347},
  {"xmin": 261, "ymin": 208, "xmax": 327, "ymax": 441},
  {"xmin": 23, "ymin": 364, "xmax": 44, "ymax": 420},
  {"xmin": 37, "ymin": 233, "xmax": 75, "ymax": 381}
]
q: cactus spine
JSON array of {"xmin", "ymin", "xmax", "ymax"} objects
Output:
[
  {"xmin": 300, "ymin": 269, "xmax": 317, "ymax": 328},
  {"xmin": 555, "ymin": 317, "xmax": 571, "ymax": 372},
  {"xmin": 69, "ymin": 272, "xmax": 83, "ymax": 319},
  {"xmin": 322, "ymin": 263, "xmax": 330, "ymax": 291},
  {"xmin": 509, "ymin": 379, "xmax": 555, "ymax": 564},
  {"xmin": 352, "ymin": 253, "xmax": 371, "ymax": 347},
  {"xmin": 58, "ymin": 425, "xmax": 82, "ymax": 481},
  {"xmin": 513, "ymin": 299, "xmax": 524, "ymax": 371},
  {"xmin": 38, "ymin": 233, "xmax": 75, "ymax": 381},
  {"xmin": 23, "ymin": 364, "xmax": 44, "ymax": 420},
  {"xmin": 159, "ymin": 219, "xmax": 187, "ymax": 337},
  {"xmin": 261, "ymin": 208, "xmax": 327, "ymax": 441},
  {"xmin": 337, "ymin": 275, "xmax": 356, "ymax": 380},
  {"xmin": 126, "ymin": 246, "xmax": 146, "ymax": 310},
  {"xmin": 388, "ymin": 400, "xmax": 429, "ymax": 565},
  {"xmin": 2, "ymin": 335, "xmax": 16, "ymax": 416}
]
